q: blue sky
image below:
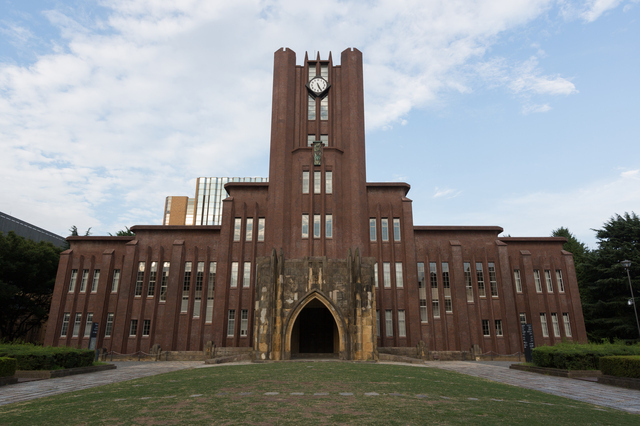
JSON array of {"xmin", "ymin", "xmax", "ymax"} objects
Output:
[{"xmin": 1, "ymin": 0, "xmax": 638, "ymax": 248}]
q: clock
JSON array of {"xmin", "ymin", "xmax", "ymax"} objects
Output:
[{"xmin": 307, "ymin": 76, "xmax": 329, "ymax": 97}]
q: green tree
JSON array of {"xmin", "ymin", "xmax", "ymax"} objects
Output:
[
  {"xmin": 581, "ymin": 212, "xmax": 640, "ymax": 342},
  {"xmin": 0, "ymin": 232, "xmax": 62, "ymax": 341},
  {"xmin": 109, "ymin": 227, "xmax": 135, "ymax": 236},
  {"xmin": 68, "ymin": 226, "xmax": 91, "ymax": 236}
]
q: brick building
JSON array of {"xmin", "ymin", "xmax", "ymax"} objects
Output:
[{"xmin": 44, "ymin": 48, "xmax": 587, "ymax": 360}]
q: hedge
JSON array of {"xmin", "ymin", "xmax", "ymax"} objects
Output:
[
  {"xmin": 0, "ymin": 344, "xmax": 94, "ymax": 371},
  {"xmin": 600, "ymin": 356, "xmax": 640, "ymax": 379},
  {"xmin": 0, "ymin": 357, "xmax": 17, "ymax": 377},
  {"xmin": 532, "ymin": 342, "xmax": 640, "ymax": 370}
]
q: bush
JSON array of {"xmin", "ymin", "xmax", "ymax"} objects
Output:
[
  {"xmin": 0, "ymin": 343, "xmax": 94, "ymax": 371},
  {"xmin": 600, "ymin": 356, "xmax": 640, "ymax": 378},
  {"xmin": 0, "ymin": 357, "xmax": 17, "ymax": 377},
  {"xmin": 532, "ymin": 342, "xmax": 640, "ymax": 370}
]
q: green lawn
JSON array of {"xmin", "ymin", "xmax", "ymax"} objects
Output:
[{"xmin": 1, "ymin": 362, "xmax": 637, "ymax": 425}]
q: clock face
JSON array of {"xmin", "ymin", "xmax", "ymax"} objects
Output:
[{"xmin": 308, "ymin": 76, "xmax": 329, "ymax": 96}]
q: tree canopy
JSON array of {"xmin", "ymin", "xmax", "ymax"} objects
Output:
[{"xmin": 109, "ymin": 227, "xmax": 135, "ymax": 236}]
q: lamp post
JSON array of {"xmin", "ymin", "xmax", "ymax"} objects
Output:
[{"xmin": 620, "ymin": 260, "xmax": 640, "ymax": 339}]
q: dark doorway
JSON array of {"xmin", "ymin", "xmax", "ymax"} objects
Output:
[{"xmin": 291, "ymin": 299, "xmax": 338, "ymax": 355}]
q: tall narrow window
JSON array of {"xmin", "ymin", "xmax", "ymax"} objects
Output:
[
  {"xmin": 563, "ymin": 313, "xmax": 572, "ymax": 337},
  {"xmin": 393, "ymin": 218, "xmax": 401, "ymax": 241},
  {"xmin": 325, "ymin": 171, "xmax": 332, "ymax": 194},
  {"xmin": 105, "ymin": 313, "xmax": 114, "ymax": 337},
  {"xmin": 430, "ymin": 263, "xmax": 440, "ymax": 317},
  {"xmin": 320, "ymin": 134, "xmax": 328, "ymax": 146},
  {"xmin": 193, "ymin": 262, "xmax": 204, "ymax": 317},
  {"xmin": 545, "ymin": 270, "xmax": 553, "ymax": 293},
  {"xmin": 243, "ymin": 262, "xmax": 251, "ymax": 288},
  {"xmin": 395, "ymin": 263, "xmax": 404, "ymax": 288},
  {"xmin": 91, "ymin": 270, "xmax": 100, "ymax": 292},
  {"xmin": 230, "ymin": 262, "xmax": 238, "ymax": 288},
  {"xmin": 302, "ymin": 214, "xmax": 309, "ymax": 238},
  {"xmin": 84, "ymin": 313, "xmax": 93, "ymax": 337},
  {"xmin": 540, "ymin": 313, "xmax": 549, "ymax": 337},
  {"xmin": 258, "ymin": 218, "xmax": 265, "ymax": 241},
  {"xmin": 130, "ymin": 319, "xmax": 138, "ymax": 336},
  {"xmin": 80, "ymin": 269, "xmax": 89, "ymax": 292},
  {"xmin": 383, "ymin": 262, "xmax": 391, "ymax": 288},
  {"xmin": 69, "ymin": 270, "xmax": 78, "ymax": 292},
  {"xmin": 514, "ymin": 269, "xmax": 522, "ymax": 293},
  {"xmin": 111, "ymin": 269, "xmax": 120, "ymax": 293},
  {"xmin": 313, "ymin": 214, "xmax": 321, "ymax": 239},
  {"xmin": 464, "ymin": 262, "xmax": 473, "ymax": 302},
  {"xmin": 320, "ymin": 96, "xmax": 328, "ymax": 120},
  {"xmin": 308, "ymin": 95, "xmax": 316, "ymax": 120},
  {"xmin": 206, "ymin": 262, "xmax": 216, "ymax": 322},
  {"xmin": 520, "ymin": 313, "xmax": 527, "ymax": 325},
  {"xmin": 476, "ymin": 263, "xmax": 486, "ymax": 297},
  {"xmin": 143, "ymin": 319, "xmax": 151, "ymax": 336},
  {"xmin": 73, "ymin": 313, "xmax": 82, "ymax": 337},
  {"xmin": 302, "ymin": 171, "xmax": 310, "ymax": 194},
  {"xmin": 442, "ymin": 262, "xmax": 452, "ymax": 313},
  {"xmin": 233, "ymin": 218, "xmax": 242, "ymax": 241},
  {"xmin": 534, "ymin": 270, "xmax": 542, "ymax": 293},
  {"xmin": 482, "ymin": 320, "xmax": 490, "ymax": 336},
  {"xmin": 240, "ymin": 309, "xmax": 249, "ymax": 336},
  {"xmin": 376, "ymin": 310, "xmax": 380, "ymax": 337},
  {"xmin": 488, "ymin": 262, "xmax": 498, "ymax": 297},
  {"xmin": 381, "ymin": 218, "xmax": 389, "ymax": 241},
  {"xmin": 325, "ymin": 214, "xmax": 333, "ymax": 238},
  {"xmin": 61, "ymin": 313, "xmax": 70, "ymax": 337},
  {"xmin": 374, "ymin": 263, "xmax": 379, "ymax": 287},
  {"xmin": 159, "ymin": 262, "xmax": 170, "ymax": 301},
  {"xmin": 147, "ymin": 262, "xmax": 157, "ymax": 297},
  {"xmin": 369, "ymin": 218, "xmax": 376, "ymax": 241},
  {"xmin": 245, "ymin": 218, "xmax": 253, "ymax": 241},
  {"xmin": 495, "ymin": 320, "xmax": 503, "ymax": 336},
  {"xmin": 556, "ymin": 270, "xmax": 565, "ymax": 292},
  {"xmin": 314, "ymin": 171, "xmax": 321, "ymax": 194},
  {"xmin": 398, "ymin": 310, "xmax": 406, "ymax": 337},
  {"xmin": 135, "ymin": 262, "xmax": 145, "ymax": 296},
  {"xmin": 385, "ymin": 310, "xmax": 393, "ymax": 337},
  {"xmin": 181, "ymin": 262, "xmax": 191, "ymax": 313},
  {"xmin": 418, "ymin": 263, "xmax": 428, "ymax": 322},
  {"xmin": 551, "ymin": 313, "xmax": 561, "ymax": 337},
  {"xmin": 227, "ymin": 310, "xmax": 236, "ymax": 336}
]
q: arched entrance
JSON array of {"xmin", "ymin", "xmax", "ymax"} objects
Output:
[{"xmin": 290, "ymin": 298, "xmax": 340, "ymax": 357}]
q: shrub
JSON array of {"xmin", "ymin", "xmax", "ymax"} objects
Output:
[
  {"xmin": 0, "ymin": 357, "xmax": 17, "ymax": 377},
  {"xmin": 532, "ymin": 342, "xmax": 640, "ymax": 370},
  {"xmin": 0, "ymin": 343, "xmax": 94, "ymax": 371},
  {"xmin": 600, "ymin": 356, "xmax": 640, "ymax": 378}
]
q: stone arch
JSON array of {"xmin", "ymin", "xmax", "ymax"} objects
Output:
[{"xmin": 283, "ymin": 290, "xmax": 348, "ymax": 359}]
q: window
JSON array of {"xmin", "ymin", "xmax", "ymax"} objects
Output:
[
  {"xmin": 495, "ymin": 320, "xmax": 503, "ymax": 336},
  {"xmin": 398, "ymin": 310, "xmax": 406, "ymax": 337},
  {"xmin": 326, "ymin": 171, "xmax": 332, "ymax": 194},
  {"xmin": 374, "ymin": 263, "xmax": 378, "ymax": 287},
  {"xmin": 72, "ymin": 313, "xmax": 82, "ymax": 337},
  {"xmin": 540, "ymin": 313, "xmax": 549, "ymax": 337},
  {"xmin": 320, "ymin": 134, "xmax": 329, "ymax": 146},
  {"xmin": 418, "ymin": 263, "xmax": 428, "ymax": 322},
  {"xmin": 206, "ymin": 262, "xmax": 216, "ymax": 322},
  {"xmin": 308, "ymin": 95, "xmax": 316, "ymax": 120},
  {"xmin": 91, "ymin": 270, "xmax": 100, "ymax": 292},
  {"xmin": 369, "ymin": 218, "xmax": 376, "ymax": 241},
  {"xmin": 246, "ymin": 218, "xmax": 253, "ymax": 241},
  {"xmin": 482, "ymin": 320, "xmax": 490, "ymax": 337},
  {"xmin": 143, "ymin": 320, "xmax": 151, "ymax": 336},
  {"xmin": 520, "ymin": 313, "xmax": 527, "ymax": 325},
  {"xmin": 105, "ymin": 313, "xmax": 114, "ymax": 337},
  {"xmin": 227, "ymin": 310, "xmax": 236, "ymax": 336},
  {"xmin": 69, "ymin": 269, "xmax": 78, "ymax": 292},
  {"xmin": 443, "ymin": 263, "xmax": 452, "ymax": 313},
  {"xmin": 233, "ymin": 218, "xmax": 242, "ymax": 241},
  {"xmin": 476, "ymin": 263, "xmax": 486, "ymax": 297},
  {"xmin": 381, "ymin": 218, "xmax": 389, "ymax": 241},
  {"xmin": 534, "ymin": 270, "xmax": 542, "ymax": 293},
  {"xmin": 130, "ymin": 319, "xmax": 138, "ymax": 336},
  {"xmin": 243, "ymin": 262, "xmax": 251, "ymax": 288},
  {"xmin": 551, "ymin": 313, "xmax": 561, "ymax": 337},
  {"xmin": 194, "ymin": 262, "xmax": 204, "ymax": 317},
  {"xmin": 258, "ymin": 218, "xmax": 265, "ymax": 241},
  {"xmin": 302, "ymin": 171, "xmax": 310, "ymax": 194},
  {"xmin": 148, "ymin": 262, "xmax": 157, "ymax": 296},
  {"xmin": 111, "ymin": 269, "xmax": 120, "ymax": 293},
  {"xmin": 84, "ymin": 313, "xmax": 93, "ymax": 337},
  {"xmin": 488, "ymin": 262, "xmax": 498, "ymax": 297},
  {"xmin": 61, "ymin": 313, "xmax": 70, "ymax": 337},
  {"xmin": 302, "ymin": 214, "xmax": 309, "ymax": 238},
  {"xmin": 320, "ymin": 96, "xmax": 328, "ymax": 120},
  {"xmin": 464, "ymin": 262, "xmax": 473, "ymax": 302},
  {"xmin": 325, "ymin": 214, "xmax": 333, "ymax": 238},
  {"xmin": 135, "ymin": 262, "xmax": 145, "ymax": 296},
  {"xmin": 376, "ymin": 310, "xmax": 380, "ymax": 337},
  {"xmin": 182, "ymin": 262, "xmax": 192, "ymax": 313},
  {"xmin": 514, "ymin": 269, "xmax": 522, "ymax": 293},
  {"xmin": 385, "ymin": 310, "xmax": 393, "ymax": 337},
  {"xmin": 430, "ymin": 262, "xmax": 440, "ymax": 318},
  {"xmin": 545, "ymin": 270, "xmax": 553, "ymax": 293},
  {"xmin": 395, "ymin": 263, "xmax": 403, "ymax": 288},
  {"xmin": 80, "ymin": 269, "xmax": 89, "ymax": 292},
  {"xmin": 563, "ymin": 313, "xmax": 572, "ymax": 337},
  {"xmin": 313, "ymin": 214, "xmax": 321, "ymax": 238},
  {"xmin": 314, "ymin": 171, "xmax": 321, "ymax": 194},
  {"xmin": 240, "ymin": 309, "xmax": 249, "ymax": 336},
  {"xmin": 230, "ymin": 262, "xmax": 238, "ymax": 288},
  {"xmin": 393, "ymin": 218, "xmax": 401, "ymax": 241},
  {"xmin": 556, "ymin": 270, "xmax": 565, "ymax": 292},
  {"xmin": 159, "ymin": 262, "xmax": 170, "ymax": 301},
  {"xmin": 383, "ymin": 262, "xmax": 391, "ymax": 288}
]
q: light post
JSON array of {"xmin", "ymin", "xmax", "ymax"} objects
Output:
[{"xmin": 620, "ymin": 260, "xmax": 640, "ymax": 339}]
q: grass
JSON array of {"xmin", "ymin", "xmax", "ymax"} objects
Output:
[{"xmin": 1, "ymin": 361, "xmax": 638, "ymax": 425}]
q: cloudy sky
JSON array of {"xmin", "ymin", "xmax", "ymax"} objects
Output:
[{"xmin": 1, "ymin": 0, "xmax": 638, "ymax": 248}]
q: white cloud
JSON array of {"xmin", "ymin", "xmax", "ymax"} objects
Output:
[
  {"xmin": 522, "ymin": 103, "xmax": 552, "ymax": 114},
  {"xmin": 581, "ymin": 0, "xmax": 623, "ymax": 22},
  {"xmin": 433, "ymin": 187, "xmax": 461, "ymax": 199}
]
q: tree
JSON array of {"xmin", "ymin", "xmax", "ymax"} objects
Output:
[
  {"xmin": 68, "ymin": 226, "xmax": 92, "ymax": 236},
  {"xmin": 109, "ymin": 227, "xmax": 135, "ymax": 236},
  {"xmin": 0, "ymin": 231, "xmax": 62, "ymax": 341},
  {"xmin": 580, "ymin": 212, "xmax": 640, "ymax": 342}
]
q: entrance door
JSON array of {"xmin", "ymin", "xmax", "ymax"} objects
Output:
[{"xmin": 291, "ymin": 299, "xmax": 338, "ymax": 356}]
